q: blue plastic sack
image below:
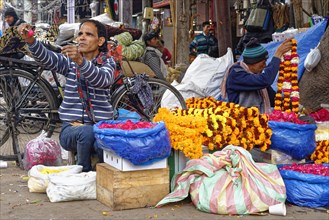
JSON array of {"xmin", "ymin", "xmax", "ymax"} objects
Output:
[
  {"xmin": 268, "ymin": 121, "xmax": 317, "ymax": 160},
  {"xmin": 94, "ymin": 120, "xmax": 171, "ymax": 165},
  {"xmin": 278, "ymin": 164, "xmax": 329, "ymax": 208}
]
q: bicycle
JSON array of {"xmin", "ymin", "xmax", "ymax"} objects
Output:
[{"xmin": 0, "ymin": 40, "xmax": 186, "ymax": 168}]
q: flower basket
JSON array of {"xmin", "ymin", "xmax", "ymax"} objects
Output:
[
  {"xmin": 94, "ymin": 120, "xmax": 171, "ymax": 166},
  {"xmin": 268, "ymin": 121, "xmax": 317, "ymax": 160},
  {"xmin": 278, "ymin": 163, "xmax": 329, "ymax": 208}
]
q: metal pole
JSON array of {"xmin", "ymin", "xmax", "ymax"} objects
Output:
[
  {"xmin": 67, "ymin": 0, "xmax": 75, "ymax": 23},
  {"xmin": 24, "ymin": 0, "xmax": 32, "ymax": 23}
]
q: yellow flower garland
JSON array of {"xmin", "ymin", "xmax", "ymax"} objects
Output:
[{"xmin": 153, "ymin": 108, "xmax": 207, "ymax": 159}]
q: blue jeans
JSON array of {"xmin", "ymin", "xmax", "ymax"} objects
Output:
[{"xmin": 59, "ymin": 122, "xmax": 103, "ymax": 172}]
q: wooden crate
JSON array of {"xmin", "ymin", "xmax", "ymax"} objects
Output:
[{"xmin": 96, "ymin": 163, "xmax": 169, "ymax": 210}]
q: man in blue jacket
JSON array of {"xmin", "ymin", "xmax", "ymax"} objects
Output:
[
  {"xmin": 189, "ymin": 21, "xmax": 217, "ymax": 56},
  {"xmin": 221, "ymin": 37, "xmax": 292, "ymax": 114}
]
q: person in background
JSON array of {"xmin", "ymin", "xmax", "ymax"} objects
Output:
[
  {"xmin": 18, "ymin": 20, "xmax": 116, "ymax": 172},
  {"xmin": 160, "ymin": 39, "xmax": 172, "ymax": 66},
  {"xmin": 221, "ymin": 37, "xmax": 292, "ymax": 114},
  {"xmin": 189, "ymin": 21, "xmax": 217, "ymax": 56},
  {"xmin": 141, "ymin": 31, "xmax": 167, "ymax": 80},
  {"xmin": 4, "ymin": 7, "xmax": 26, "ymax": 27},
  {"xmin": 189, "ymin": 51, "xmax": 197, "ymax": 64},
  {"xmin": 208, "ymin": 27, "xmax": 219, "ymax": 58}
]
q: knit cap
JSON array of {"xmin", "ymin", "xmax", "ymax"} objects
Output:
[
  {"xmin": 242, "ymin": 37, "xmax": 268, "ymax": 64},
  {"xmin": 4, "ymin": 7, "xmax": 18, "ymax": 19},
  {"xmin": 143, "ymin": 31, "xmax": 159, "ymax": 43}
]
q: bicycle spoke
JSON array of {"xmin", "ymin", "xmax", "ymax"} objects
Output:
[{"xmin": 0, "ymin": 69, "xmax": 59, "ymax": 164}]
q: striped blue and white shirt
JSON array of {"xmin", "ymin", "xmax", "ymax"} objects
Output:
[
  {"xmin": 189, "ymin": 32, "xmax": 217, "ymax": 55},
  {"xmin": 28, "ymin": 40, "xmax": 116, "ymax": 124}
]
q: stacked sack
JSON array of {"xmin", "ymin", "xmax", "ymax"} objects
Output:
[{"xmin": 114, "ymin": 32, "xmax": 145, "ymax": 61}]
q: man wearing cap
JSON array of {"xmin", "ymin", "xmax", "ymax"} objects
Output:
[
  {"xmin": 141, "ymin": 31, "xmax": 167, "ymax": 80},
  {"xmin": 4, "ymin": 7, "xmax": 26, "ymax": 27},
  {"xmin": 189, "ymin": 21, "xmax": 217, "ymax": 56},
  {"xmin": 221, "ymin": 37, "xmax": 292, "ymax": 113}
]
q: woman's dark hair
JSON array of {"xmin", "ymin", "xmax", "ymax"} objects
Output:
[{"xmin": 80, "ymin": 19, "xmax": 108, "ymax": 52}]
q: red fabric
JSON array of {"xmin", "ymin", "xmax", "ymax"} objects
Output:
[{"xmin": 162, "ymin": 47, "xmax": 172, "ymax": 65}]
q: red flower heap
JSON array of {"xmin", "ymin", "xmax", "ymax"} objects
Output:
[{"xmin": 274, "ymin": 39, "xmax": 299, "ymax": 114}]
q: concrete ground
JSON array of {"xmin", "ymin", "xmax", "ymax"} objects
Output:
[{"xmin": 1, "ymin": 161, "xmax": 328, "ymax": 220}]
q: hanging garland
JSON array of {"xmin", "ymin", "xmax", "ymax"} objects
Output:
[{"xmin": 274, "ymin": 39, "xmax": 299, "ymax": 114}]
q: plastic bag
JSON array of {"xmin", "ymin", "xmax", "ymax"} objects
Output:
[
  {"xmin": 156, "ymin": 145, "xmax": 286, "ymax": 215},
  {"xmin": 94, "ymin": 120, "xmax": 171, "ymax": 165},
  {"xmin": 268, "ymin": 121, "xmax": 317, "ymax": 160},
  {"xmin": 304, "ymin": 43, "xmax": 321, "ymax": 72},
  {"xmin": 278, "ymin": 164, "xmax": 329, "ymax": 208},
  {"xmin": 28, "ymin": 165, "xmax": 83, "ymax": 193},
  {"xmin": 23, "ymin": 131, "xmax": 62, "ymax": 170},
  {"xmin": 46, "ymin": 171, "xmax": 96, "ymax": 202}
]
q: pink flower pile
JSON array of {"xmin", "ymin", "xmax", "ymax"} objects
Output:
[
  {"xmin": 268, "ymin": 110, "xmax": 307, "ymax": 124},
  {"xmin": 279, "ymin": 163, "xmax": 329, "ymax": 176},
  {"xmin": 309, "ymin": 108, "xmax": 329, "ymax": 122},
  {"xmin": 98, "ymin": 120, "xmax": 155, "ymax": 130}
]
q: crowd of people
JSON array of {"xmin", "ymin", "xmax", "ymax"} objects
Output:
[{"xmin": 2, "ymin": 7, "xmax": 295, "ymax": 170}]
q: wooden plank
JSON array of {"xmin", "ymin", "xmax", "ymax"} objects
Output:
[{"xmin": 96, "ymin": 163, "xmax": 169, "ymax": 210}]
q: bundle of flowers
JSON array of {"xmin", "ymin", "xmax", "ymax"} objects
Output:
[
  {"xmin": 274, "ymin": 39, "xmax": 299, "ymax": 113},
  {"xmin": 153, "ymin": 108, "xmax": 207, "ymax": 159},
  {"xmin": 309, "ymin": 108, "xmax": 329, "ymax": 122},
  {"xmin": 310, "ymin": 140, "xmax": 329, "ymax": 164},
  {"xmin": 268, "ymin": 110, "xmax": 307, "ymax": 124},
  {"xmin": 177, "ymin": 97, "xmax": 272, "ymax": 152},
  {"xmin": 279, "ymin": 163, "xmax": 329, "ymax": 176}
]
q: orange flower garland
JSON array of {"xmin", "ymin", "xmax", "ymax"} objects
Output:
[
  {"xmin": 274, "ymin": 39, "xmax": 299, "ymax": 114},
  {"xmin": 310, "ymin": 140, "xmax": 329, "ymax": 164}
]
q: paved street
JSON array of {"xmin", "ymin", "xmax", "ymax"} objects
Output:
[{"xmin": 1, "ymin": 158, "xmax": 329, "ymax": 219}]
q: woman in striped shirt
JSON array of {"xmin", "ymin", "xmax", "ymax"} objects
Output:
[{"xmin": 18, "ymin": 20, "xmax": 116, "ymax": 171}]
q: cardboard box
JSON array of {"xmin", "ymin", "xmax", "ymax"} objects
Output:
[
  {"xmin": 96, "ymin": 163, "xmax": 169, "ymax": 210},
  {"xmin": 103, "ymin": 149, "xmax": 167, "ymax": 172}
]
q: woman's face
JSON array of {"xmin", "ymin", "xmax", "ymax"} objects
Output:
[{"xmin": 147, "ymin": 37, "xmax": 159, "ymax": 48}]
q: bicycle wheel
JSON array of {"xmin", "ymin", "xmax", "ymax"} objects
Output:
[
  {"xmin": 112, "ymin": 77, "xmax": 186, "ymax": 121},
  {"xmin": 0, "ymin": 69, "xmax": 59, "ymax": 161}
]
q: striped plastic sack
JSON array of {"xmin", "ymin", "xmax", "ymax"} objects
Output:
[{"xmin": 156, "ymin": 145, "xmax": 286, "ymax": 215}]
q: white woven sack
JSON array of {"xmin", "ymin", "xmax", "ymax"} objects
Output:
[
  {"xmin": 28, "ymin": 165, "xmax": 83, "ymax": 193},
  {"xmin": 46, "ymin": 171, "xmax": 96, "ymax": 202}
]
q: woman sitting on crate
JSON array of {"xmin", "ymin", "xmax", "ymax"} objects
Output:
[{"xmin": 18, "ymin": 20, "xmax": 116, "ymax": 172}]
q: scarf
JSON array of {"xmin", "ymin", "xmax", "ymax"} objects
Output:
[{"xmin": 220, "ymin": 61, "xmax": 271, "ymax": 114}]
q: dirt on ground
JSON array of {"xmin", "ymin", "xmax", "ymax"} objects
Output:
[{"xmin": 1, "ymin": 162, "xmax": 328, "ymax": 220}]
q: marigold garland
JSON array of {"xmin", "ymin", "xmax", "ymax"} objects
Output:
[
  {"xmin": 274, "ymin": 39, "xmax": 299, "ymax": 114},
  {"xmin": 153, "ymin": 108, "xmax": 207, "ymax": 159},
  {"xmin": 310, "ymin": 140, "xmax": 329, "ymax": 164},
  {"xmin": 181, "ymin": 97, "xmax": 272, "ymax": 151}
]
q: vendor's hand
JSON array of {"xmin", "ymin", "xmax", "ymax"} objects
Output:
[
  {"xmin": 274, "ymin": 38, "xmax": 294, "ymax": 58},
  {"xmin": 61, "ymin": 44, "xmax": 84, "ymax": 66},
  {"xmin": 17, "ymin": 23, "xmax": 35, "ymax": 44}
]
